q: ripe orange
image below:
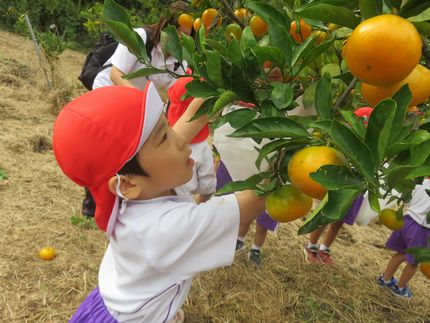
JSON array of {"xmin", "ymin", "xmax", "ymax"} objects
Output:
[
  {"xmin": 250, "ymin": 15, "xmax": 268, "ymax": 38},
  {"xmin": 420, "ymin": 262, "xmax": 430, "ymax": 279},
  {"xmin": 287, "ymin": 146, "xmax": 346, "ymax": 199},
  {"xmin": 234, "ymin": 8, "xmax": 250, "ymax": 21},
  {"xmin": 193, "ymin": 17, "xmax": 202, "ymax": 32},
  {"xmin": 202, "ymin": 8, "xmax": 221, "ymax": 29},
  {"xmin": 361, "ymin": 64, "xmax": 430, "ymax": 107},
  {"xmin": 342, "ymin": 14, "xmax": 422, "ymax": 86},
  {"xmin": 378, "ymin": 208, "xmax": 403, "ymax": 230},
  {"xmin": 224, "ymin": 23, "xmax": 242, "ymax": 42},
  {"xmin": 39, "ymin": 246, "xmax": 56, "ymax": 261},
  {"xmin": 289, "ymin": 19, "xmax": 312, "ymax": 44},
  {"xmin": 178, "ymin": 13, "xmax": 194, "ymax": 33},
  {"xmin": 266, "ymin": 184, "xmax": 313, "ymax": 222}
]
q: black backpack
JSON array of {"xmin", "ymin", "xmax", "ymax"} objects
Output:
[{"xmin": 78, "ymin": 27, "xmax": 154, "ymax": 90}]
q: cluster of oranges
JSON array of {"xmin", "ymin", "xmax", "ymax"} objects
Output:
[
  {"xmin": 266, "ymin": 146, "xmax": 346, "ymax": 223},
  {"xmin": 342, "ymin": 15, "xmax": 430, "ymax": 110}
]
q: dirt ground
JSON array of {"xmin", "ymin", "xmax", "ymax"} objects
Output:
[{"xmin": 0, "ymin": 29, "xmax": 429, "ymax": 322}]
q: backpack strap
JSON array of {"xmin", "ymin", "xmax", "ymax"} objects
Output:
[{"xmin": 142, "ymin": 26, "xmax": 154, "ymax": 61}]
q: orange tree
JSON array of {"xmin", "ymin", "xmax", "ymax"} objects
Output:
[{"xmin": 102, "ymin": 0, "xmax": 430, "ymax": 263}]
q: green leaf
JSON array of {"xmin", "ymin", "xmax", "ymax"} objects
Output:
[
  {"xmin": 163, "ymin": 25, "xmax": 182, "ymax": 62},
  {"xmin": 404, "ymin": 2, "xmax": 430, "ymax": 20},
  {"xmin": 315, "ymin": 73, "xmax": 334, "ymax": 120},
  {"xmin": 240, "ymin": 27, "xmax": 257, "ymax": 51},
  {"xmin": 103, "ymin": 0, "xmax": 132, "ymax": 29},
  {"xmin": 228, "ymin": 37, "xmax": 245, "ymax": 69},
  {"xmin": 413, "ymin": 21, "xmax": 430, "ymax": 36},
  {"xmin": 206, "ymin": 50, "xmax": 224, "ymax": 88},
  {"xmin": 123, "ymin": 67, "xmax": 167, "ymax": 80},
  {"xmin": 271, "ymin": 83, "xmax": 294, "ymax": 110},
  {"xmin": 298, "ymin": 194, "xmax": 329, "ymax": 235},
  {"xmin": 300, "ymin": 39, "xmax": 336, "ymax": 72},
  {"xmin": 291, "ymin": 36, "xmax": 315, "ymax": 68},
  {"xmin": 309, "ymin": 120, "xmax": 333, "ymax": 134},
  {"xmin": 321, "ymin": 63, "xmax": 341, "ymax": 77},
  {"xmin": 205, "ymin": 39, "xmax": 228, "ymax": 56},
  {"xmin": 185, "ymin": 79, "xmax": 218, "ymax": 99},
  {"xmin": 229, "ymin": 117, "xmax": 310, "ymax": 139},
  {"xmin": 368, "ymin": 190, "xmax": 380, "ymax": 213},
  {"xmin": 268, "ymin": 17, "xmax": 294, "ymax": 66},
  {"xmin": 210, "ymin": 91, "xmax": 239, "ymax": 117},
  {"xmin": 310, "ymin": 165, "xmax": 366, "ymax": 190},
  {"xmin": 295, "ymin": 4, "xmax": 361, "ymax": 29},
  {"xmin": 216, "ymin": 174, "xmax": 263, "ymax": 195},
  {"xmin": 405, "ymin": 247, "xmax": 430, "ymax": 263},
  {"xmin": 198, "ymin": 24, "xmax": 206, "ymax": 51},
  {"xmin": 302, "ymin": 83, "xmax": 317, "ymax": 109},
  {"xmin": 340, "ymin": 110, "xmax": 366, "ymax": 138},
  {"xmin": 387, "ymin": 130, "xmax": 430, "ymax": 157},
  {"xmin": 331, "ymin": 121, "xmax": 377, "ymax": 189},
  {"xmin": 389, "ymin": 85, "xmax": 411, "ymax": 144},
  {"xmin": 246, "ymin": 0, "xmax": 290, "ymax": 26},
  {"xmin": 251, "ymin": 46, "xmax": 285, "ymax": 69},
  {"xmin": 365, "ymin": 99, "xmax": 396, "ymax": 165},
  {"xmin": 359, "ymin": 0, "xmax": 383, "ymax": 19},
  {"xmin": 104, "ymin": 21, "xmax": 143, "ymax": 58},
  {"xmin": 181, "ymin": 34, "xmax": 195, "ymax": 68},
  {"xmin": 211, "ymin": 108, "xmax": 257, "ymax": 130},
  {"xmin": 320, "ymin": 189, "xmax": 362, "ymax": 221}
]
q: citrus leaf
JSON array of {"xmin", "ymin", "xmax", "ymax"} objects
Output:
[
  {"xmin": 206, "ymin": 50, "xmax": 224, "ymax": 88},
  {"xmin": 405, "ymin": 247, "xmax": 430, "ymax": 263},
  {"xmin": 268, "ymin": 17, "xmax": 294, "ymax": 66},
  {"xmin": 389, "ymin": 85, "xmax": 411, "ymax": 144},
  {"xmin": 103, "ymin": 0, "xmax": 132, "ymax": 29},
  {"xmin": 229, "ymin": 117, "xmax": 310, "ymax": 139},
  {"xmin": 211, "ymin": 108, "xmax": 257, "ymax": 130},
  {"xmin": 359, "ymin": 0, "xmax": 383, "ymax": 19},
  {"xmin": 240, "ymin": 27, "xmax": 257, "ymax": 51},
  {"xmin": 320, "ymin": 188, "xmax": 362, "ymax": 221},
  {"xmin": 251, "ymin": 46, "xmax": 285, "ymax": 69},
  {"xmin": 185, "ymin": 79, "xmax": 219, "ymax": 99},
  {"xmin": 163, "ymin": 25, "xmax": 182, "ymax": 62},
  {"xmin": 255, "ymin": 139, "xmax": 309, "ymax": 169},
  {"xmin": 387, "ymin": 130, "xmax": 430, "ymax": 157},
  {"xmin": 368, "ymin": 190, "xmax": 380, "ymax": 213},
  {"xmin": 271, "ymin": 83, "xmax": 294, "ymax": 110},
  {"xmin": 215, "ymin": 174, "xmax": 263, "ymax": 195},
  {"xmin": 124, "ymin": 67, "xmax": 166, "ymax": 80},
  {"xmin": 340, "ymin": 110, "xmax": 366, "ymax": 139},
  {"xmin": 295, "ymin": 4, "xmax": 360, "ymax": 29},
  {"xmin": 310, "ymin": 165, "xmax": 366, "ymax": 190},
  {"xmin": 210, "ymin": 90, "xmax": 239, "ymax": 117},
  {"xmin": 315, "ymin": 73, "xmax": 334, "ymax": 120},
  {"xmin": 246, "ymin": 0, "xmax": 290, "ymax": 26},
  {"xmin": 228, "ymin": 37, "xmax": 245, "ymax": 69},
  {"xmin": 104, "ymin": 21, "xmax": 143, "ymax": 58}
]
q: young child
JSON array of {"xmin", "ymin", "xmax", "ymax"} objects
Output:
[
  {"xmin": 216, "ymin": 160, "xmax": 278, "ymax": 267},
  {"xmin": 166, "ymin": 77, "xmax": 216, "ymax": 203},
  {"xmin": 378, "ymin": 178, "xmax": 430, "ymax": 299},
  {"xmin": 53, "ymin": 83, "xmax": 267, "ymax": 322},
  {"xmin": 303, "ymin": 107, "xmax": 373, "ymax": 265}
]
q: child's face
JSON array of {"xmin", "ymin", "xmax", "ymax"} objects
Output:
[{"xmin": 134, "ymin": 115, "xmax": 194, "ymax": 197}]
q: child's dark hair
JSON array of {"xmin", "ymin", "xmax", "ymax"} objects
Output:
[{"xmin": 118, "ymin": 154, "xmax": 149, "ymax": 176}]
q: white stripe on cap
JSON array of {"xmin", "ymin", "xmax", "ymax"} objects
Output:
[{"xmin": 106, "ymin": 82, "xmax": 164, "ymax": 237}]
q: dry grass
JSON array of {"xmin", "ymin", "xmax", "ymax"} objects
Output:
[{"xmin": 0, "ymin": 29, "xmax": 429, "ymax": 322}]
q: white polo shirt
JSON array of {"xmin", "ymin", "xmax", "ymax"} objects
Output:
[
  {"xmin": 92, "ymin": 28, "xmax": 187, "ymax": 96},
  {"xmin": 408, "ymin": 178, "xmax": 430, "ymax": 229},
  {"xmin": 99, "ymin": 188, "xmax": 240, "ymax": 322},
  {"xmin": 181, "ymin": 141, "xmax": 217, "ymax": 196}
]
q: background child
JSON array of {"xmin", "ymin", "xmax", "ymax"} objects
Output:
[
  {"xmin": 378, "ymin": 178, "xmax": 430, "ymax": 299},
  {"xmin": 53, "ymin": 83, "xmax": 267, "ymax": 322},
  {"xmin": 167, "ymin": 77, "xmax": 216, "ymax": 203},
  {"xmin": 303, "ymin": 107, "xmax": 373, "ymax": 265}
]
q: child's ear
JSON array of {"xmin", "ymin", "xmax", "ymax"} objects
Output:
[{"xmin": 107, "ymin": 175, "xmax": 142, "ymax": 200}]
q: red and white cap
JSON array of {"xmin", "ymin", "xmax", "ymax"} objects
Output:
[
  {"xmin": 53, "ymin": 83, "xmax": 163, "ymax": 236},
  {"xmin": 353, "ymin": 106, "xmax": 373, "ymax": 124}
]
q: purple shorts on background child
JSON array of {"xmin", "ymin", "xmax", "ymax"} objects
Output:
[
  {"xmin": 216, "ymin": 161, "xmax": 278, "ymax": 232},
  {"xmin": 342, "ymin": 193, "xmax": 365, "ymax": 225},
  {"xmin": 69, "ymin": 287, "xmax": 117, "ymax": 323},
  {"xmin": 385, "ymin": 214, "xmax": 430, "ymax": 264}
]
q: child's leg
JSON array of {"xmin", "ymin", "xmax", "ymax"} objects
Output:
[
  {"xmin": 320, "ymin": 221, "xmax": 343, "ymax": 248},
  {"xmin": 397, "ymin": 263, "xmax": 418, "ymax": 288},
  {"xmin": 254, "ymin": 222, "xmax": 268, "ymax": 248},
  {"xmin": 383, "ymin": 253, "xmax": 406, "ymax": 281},
  {"xmin": 309, "ymin": 227, "xmax": 324, "ymax": 245}
]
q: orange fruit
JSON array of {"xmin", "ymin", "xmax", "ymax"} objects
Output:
[
  {"xmin": 234, "ymin": 8, "xmax": 250, "ymax": 21},
  {"xmin": 290, "ymin": 19, "xmax": 312, "ymax": 44},
  {"xmin": 39, "ymin": 246, "xmax": 56, "ymax": 261},
  {"xmin": 378, "ymin": 208, "xmax": 403, "ymax": 230},
  {"xmin": 288, "ymin": 146, "xmax": 346, "ymax": 199},
  {"xmin": 266, "ymin": 184, "xmax": 313, "ymax": 222},
  {"xmin": 361, "ymin": 64, "xmax": 430, "ymax": 107},
  {"xmin": 342, "ymin": 14, "xmax": 422, "ymax": 86},
  {"xmin": 313, "ymin": 31, "xmax": 328, "ymax": 44},
  {"xmin": 250, "ymin": 15, "xmax": 268, "ymax": 37},
  {"xmin": 193, "ymin": 17, "xmax": 202, "ymax": 32},
  {"xmin": 224, "ymin": 23, "xmax": 242, "ymax": 42},
  {"xmin": 202, "ymin": 8, "xmax": 221, "ymax": 29},
  {"xmin": 178, "ymin": 13, "xmax": 194, "ymax": 33},
  {"xmin": 420, "ymin": 262, "xmax": 430, "ymax": 279}
]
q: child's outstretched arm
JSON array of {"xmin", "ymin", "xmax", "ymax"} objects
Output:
[
  {"xmin": 172, "ymin": 97, "xmax": 207, "ymax": 143},
  {"xmin": 235, "ymin": 190, "xmax": 266, "ymax": 230}
]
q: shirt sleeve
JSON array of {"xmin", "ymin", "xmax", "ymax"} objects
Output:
[
  {"xmin": 110, "ymin": 28, "xmax": 147, "ymax": 74},
  {"xmin": 141, "ymin": 194, "xmax": 240, "ymax": 281}
]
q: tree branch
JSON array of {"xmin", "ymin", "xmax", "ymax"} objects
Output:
[
  {"xmin": 334, "ymin": 76, "xmax": 358, "ymax": 111},
  {"xmin": 219, "ymin": 0, "xmax": 246, "ymax": 29}
]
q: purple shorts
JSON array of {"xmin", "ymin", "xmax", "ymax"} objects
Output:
[
  {"xmin": 216, "ymin": 161, "xmax": 278, "ymax": 232},
  {"xmin": 342, "ymin": 193, "xmax": 365, "ymax": 225},
  {"xmin": 70, "ymin": 287, "xmax": 117, "ymax": 323},
  {"xmin": 385, "ymin": 214, "xmax": 430, "ymax": 265}
]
